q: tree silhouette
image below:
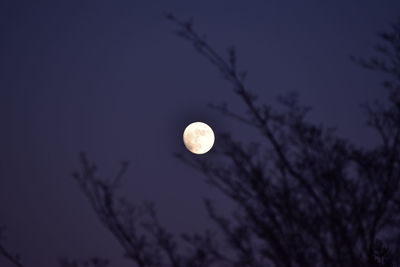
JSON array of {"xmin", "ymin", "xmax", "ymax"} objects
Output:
[
  {"xmin": 1, "ymin": 15, "xmax": 400, "ymax": 267},
  {"xmin": 68, "ymin": 16, "xmax": 400, "ymax": 267},
  {"xmin": 69, "ymin": 16, "xmax": 400, "ymax": 267}
]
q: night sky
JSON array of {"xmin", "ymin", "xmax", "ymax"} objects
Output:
[{"xmin": 1, "ymin": 1, "xmax": 400, "ymax": 266}]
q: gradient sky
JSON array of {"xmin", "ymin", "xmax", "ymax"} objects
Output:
[{"xmin": 1, "ymin": 1, "xmax": 400, "ymax": 266}]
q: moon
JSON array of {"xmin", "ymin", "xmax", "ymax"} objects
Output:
[{"xmin": 183, "ymin": 122, "xmax": 215, "ymax": 154}]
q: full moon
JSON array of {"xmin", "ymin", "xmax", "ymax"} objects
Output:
[{"xmin": 183, "ymin": 122, "xmax": 215, "ymax": 154}]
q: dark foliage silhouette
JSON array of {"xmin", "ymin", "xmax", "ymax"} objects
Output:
[
  {"xmin": 1, "ymin": 15, "xmax": 399, "ymax": 267},
  {"xmin": 68, "ymin": 16, "xmax": 400, "ymax": 267}
]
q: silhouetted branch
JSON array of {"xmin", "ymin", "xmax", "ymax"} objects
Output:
[
  {"xmin": 73, "ymin": 152, "xmax": 228, "ymax": 267},
  {"xmin": 167, "ymin": 14, "xmax": 400, "ymax": 267},
  {"xmin": 0, "ymin": 236, "xmax": 25, "ymax": 267},
  {"xmin": 68, "ymin": 14, "xmax": 400, "ymax": 267},
  {"xmin": 0, "ymin": 228, "xmax": 25, "ymax": 267}
]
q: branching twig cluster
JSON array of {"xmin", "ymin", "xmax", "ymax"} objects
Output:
[{"xmin": 69, "ymin": 15, "xmax": 400, "ymax": 267}]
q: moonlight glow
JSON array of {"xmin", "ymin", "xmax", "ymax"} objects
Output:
[{"xmin": 183, "ymin": 122, "xmax": 215, "ymax": 154}]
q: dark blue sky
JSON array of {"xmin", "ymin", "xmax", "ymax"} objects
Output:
[{"xmin": 1, "ymin": 1, "xmax": 400, "ymax": 266}]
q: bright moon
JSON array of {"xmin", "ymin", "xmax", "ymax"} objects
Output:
[{"xmin": 183, "ymin": 122, "xmax": 215, "ymax": 154}]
